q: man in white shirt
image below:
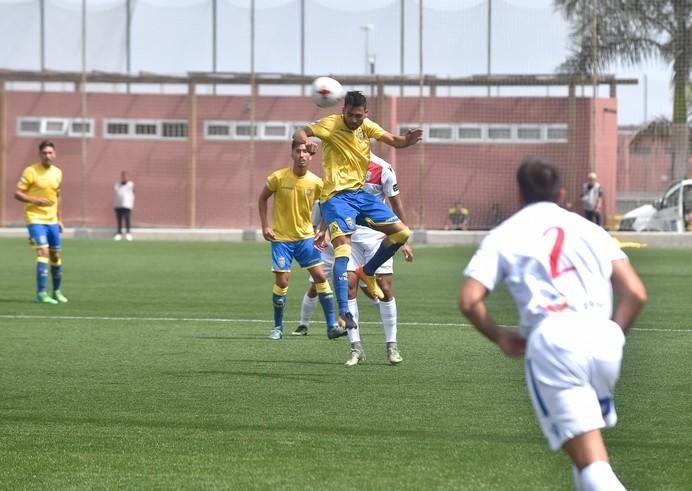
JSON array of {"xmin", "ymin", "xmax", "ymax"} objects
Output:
[
  {"xmin": 460, "ymin": 157, "xmax": 646, "ymax": 491},
  {"xmin": 294, "ymin": 154, "xmax": 413, "ymax": 366},
  {"xmin": 113, "ymin": 170, "xmax": 135, "ymax": 241}
]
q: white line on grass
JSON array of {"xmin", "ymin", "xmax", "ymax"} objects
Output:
[{"xmin": 0, "ymin": 314, "xmax": 688, "ymax": 332}]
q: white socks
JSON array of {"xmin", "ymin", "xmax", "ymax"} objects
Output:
[
  {"xmin": 578, "ymin": 461, "xmax": 626, "ymax": 491},
  {"xmin": 347, "ymin": 298, "xmax": 361, "ymax": 343},
  {"xmin": 379, "ymin": 298, "xmax": 397, "ymax": 343},
  {"xmin": 300, "ymin": 292, "xmax": 318, "ymax": 326}
]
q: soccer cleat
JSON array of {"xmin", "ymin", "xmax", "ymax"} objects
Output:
[
  {"xmin": 268, "ymin": 327, "xmax": 283, "ymax": 340},
  {"xmin": 355, "ymin": 266, "xmax": 384, "ymax": 299},
  {"xmin": 387, "ymin": 346, "xmax": 403, "ymax": 365},
  {"xmin": 344, "ymin": 349, "xmax": 366, "ymax": 367},
  {"xmin": 53, "ymin": 290, "xmax": 68, "ymax": 303},
  {"xmin": 291, "ymin": 324, "xmax": 309, "ymax": 336},
  {"xmin": 339, "ymin": 311, "xmax": 358, "ymax": 331},
  {"xmin": 36, "ymin": 292, "xmax": 59, "ymax": 305},
  {"xmin": 327, "ymin": 326, "xmax": 347, "ymax": 339},
  {"xmin": 113, "ymin": 234, "xmax": 122, "ymax": 241},
  {"xmin": 125, "ymin": 233, "xmax": 133, "ymax": 241}
]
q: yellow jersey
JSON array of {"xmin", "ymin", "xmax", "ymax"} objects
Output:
[
  {"xmin": 16, "ymin": 162, "xmax": 63, "ymax": 224},
  {"xmin": 266, "ymin": 168, "xmax": 323, "ymax": 242},
  {"xmin": 307, "ymin": 114, "xmax": 386, "ymax": 200}
]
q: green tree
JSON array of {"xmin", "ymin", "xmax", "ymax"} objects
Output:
[{"xmin": 555, "ymin": 0, "xmax": 691, "ymax": 179}]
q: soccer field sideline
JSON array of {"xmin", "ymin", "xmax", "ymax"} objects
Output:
[{"xmin": 0, "ymin": 313, "xmax": 688, "ymax": 333}]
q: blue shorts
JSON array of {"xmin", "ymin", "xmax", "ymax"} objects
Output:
[
  {"xmin": 321, "ymin": 189, "xmax": 399, "ymax": 239},
  {"xmin": 27, "ymin": 223, "xmax": 61, "ymax": 250},
  {"xmin": 271, "ymin": 237, "xmax": 322, "ymax": 272}
]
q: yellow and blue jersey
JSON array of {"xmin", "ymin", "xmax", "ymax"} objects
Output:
[
  {"xmin": 16, "ymin": 162, "xmax": 63, "ymax": 224},
  {"xmin": 307, "ymin": 114, "xmax": 386, "ymax": 200},
  {"xmin": 266, "ymin": 168, "xmax": 322, "ymax": 242}
]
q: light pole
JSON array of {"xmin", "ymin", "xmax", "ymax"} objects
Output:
[{"xmin": 360, "ymin": 24, "xmax": 374, "ymax": 75}]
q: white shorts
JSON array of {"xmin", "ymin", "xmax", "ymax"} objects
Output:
[
  {"xmin": 347, "ymin": 239, "xmax": 393, "ymax": 275},
  {"xmin": 524, "ymin": 314, "xmax": 625, "ymax": 451},
  {"xmin": 308, "ymin": 247, "xmax": 334, "ymax": 284}
]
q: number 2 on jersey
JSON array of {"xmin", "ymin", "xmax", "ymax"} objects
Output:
[{"xmin": 544, "ymin": 226, "xmax": 576, "ymax": 279}]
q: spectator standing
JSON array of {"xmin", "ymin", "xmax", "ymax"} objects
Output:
[
  {"xmin": 580, "ymin": 172, "xmax": 602, "ymax": 225},
  {"xmin": 114, "ymin": 170, "xmax": 135, "ymax": 241}
]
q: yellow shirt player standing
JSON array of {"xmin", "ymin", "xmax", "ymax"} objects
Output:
[
  {"xmin": 293, "ymin": 91, "xmax": 422, "ymax": 331},
  {"xmin": 14, "ymin": 140, "xmax": 68, "ymax": 304},
  {"xmin": 258, "ymin": 140, "xmax": 345, "ymax": 341}
]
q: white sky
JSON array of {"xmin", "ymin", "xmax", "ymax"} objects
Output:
[{"xmin": 0, "ymin": 0, "xmax": 673, "ymax": 125}]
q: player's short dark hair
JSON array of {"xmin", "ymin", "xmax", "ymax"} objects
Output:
[
  {"xmin": 517, "ymin": 157, "xmax": 561, "ymax": 204},
  {"xmin": 344, "ymin": 91, "xmax": 367, "ymax": 109},
  {"xmin": 38, "ymin": 140, "xmax": 55, "ymax": 152}
]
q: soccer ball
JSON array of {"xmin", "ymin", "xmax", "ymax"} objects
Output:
[{"xmin": 310, "ymin": 76, "xmax": 343, "ymax": 108}]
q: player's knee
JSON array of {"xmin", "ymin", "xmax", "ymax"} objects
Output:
[
  {"xmin": 36, "ymin": 247, "xmax": 49, "ymax": 258},
  {"xmin": 388, "ymin": 227, "xmax": 411, "ymax": 245}
]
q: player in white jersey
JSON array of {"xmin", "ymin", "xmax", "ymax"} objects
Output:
[
  {"xmin": 460, "ymin": 157, "xmax": 646, "ymax": 491},
  {"xmin": 294, "ymin": 154, "xmax": 413, "ymax": 366}
]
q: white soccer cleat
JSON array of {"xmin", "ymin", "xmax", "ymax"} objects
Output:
[
  {"xmin": 125, "ymin": 233, "xmax": 133, "ymax": 241},
  {"xmin": 113, "ymin": 234, "xmax": 122, "ymax": 241},
  {"xmin": 344, "ymin": 349, "xmax": 366, "ymax": 367},
  {"xmin": 387, "ymin": 346, "xmax": 403, "ymax": 365},
  {"xmin": 268, "ymin": 328, "xmax": 283, "ymax": 340}
]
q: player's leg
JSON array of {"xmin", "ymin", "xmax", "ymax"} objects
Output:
[
  {"xmin": 343, "ymin": 260, "xmax": 365, "ymax": 366},
  {"xmin": 114, "ymin": 208, "xmax": 123, "ymax": 240},
  {"xmin": 320, "ymin": 195, "xmax": 359, "ymax": 329},
  {"xmin": 525, "ymin": 318, "xmax": 626, "ymax": 490},
  {"xmin": 269, "ymin": 241, "xmax": 293, "ymax": 339},
  {"xmin": 375, "ymin": 273, "xmax": 402, "ymax": 365},
  {"xmin": 27, "ymin": 224, "xmax": 58, "ymax": 304},
  {"xmin": 297, "ymin": 238, "xmax": 344, "ymax": 339},
  {"xmin": 294, "ymin": 282, "xmax": 317, "ymax": 336},
  {"xmin": 354, "ymin": 191, "xmax": 410, "ymax": 299},
  {"xmin": 47, "ymin": 224, "xmax": 67, "ymax": 303},
  {"xmin": 124, "ymin": 209, "xmax": 133, "ymax": 240}
]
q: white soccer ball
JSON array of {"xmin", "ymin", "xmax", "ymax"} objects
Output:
[{"xmin": 310, "ymin": 76, "xmax": 343, "ymax": 108}]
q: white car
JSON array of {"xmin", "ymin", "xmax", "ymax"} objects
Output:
[{"xmin": 619, "ymin": 179, "xmax": 692, "ymax": 232}]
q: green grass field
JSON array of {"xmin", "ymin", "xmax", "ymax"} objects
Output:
[{"xmin": 0, "ymin": 238, "xmax": 690, "ymax": 490}]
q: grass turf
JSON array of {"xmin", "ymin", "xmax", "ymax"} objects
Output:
[{"xmin": 0, "ymin": 238, "xmax": 690, "ymax": 490}]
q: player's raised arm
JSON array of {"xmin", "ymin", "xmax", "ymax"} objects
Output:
[
  {"xmin": 292, "ymin": 126, "xmax": 318, "ymax": 155},
  {"xmin": 378, "ymin": 128, "xmax": 423, "ymax": 149}
]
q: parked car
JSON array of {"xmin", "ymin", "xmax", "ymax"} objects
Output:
[{"xmin": 618, "ymin": 179, "xmax": 692, "ymax": 232}]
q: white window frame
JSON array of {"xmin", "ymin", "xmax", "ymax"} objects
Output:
[
  {"xmin": 204, "ymin": 120, "xmax": 233, "ymax": 140},
  {"xmin": 261, "ymin": 122, "xmax": 290, "ymax": 141},
  {"xmin": 425, "ymin": 124, "xmax": 455, "ymax": 144},
  {"xmin": 103, "ymin": 119, "xmax": 133, "ymax": 139},
  {"xmin": 67, "ymin": 118, "xmax": 95, "ymax": 138},
  {"xmin": 132, "ymin": 119, "xmax": 161, "ymax": 139},
  {"xmin": 17, "ymin": 117, "xmax": 42, "ymax": 136},
  {"xmin": 456, "ymin": 124, "xmax": 484, "ymax": 143},
  {"xmin": 41, "ymin": 118, "xmax": 69, "ymax": 136},
  {"xmin": 160, "ymin": 120, "xmax": 188, "ymax": 140},
  {"xmin": 545, "ymin": 124, "xmax": 568, "ymax": 142},
  {"xmin": 232, "ymin": 121, "xmax": 259, "ymax": 140},
  {"xmin": 486, "ymin": 125, "xmax": 513, "ymax": 142},
  {"xmin": 515, "ymin": 125, "xmax": 543, "ymax": 143}
]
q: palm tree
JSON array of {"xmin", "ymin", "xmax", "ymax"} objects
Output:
[{"xmin": 554, "ymin": 0, "xmax": 691, "ymax": 180}]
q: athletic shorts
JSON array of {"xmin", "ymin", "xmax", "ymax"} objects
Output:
[
  {"xmin": 348, "ymin": 238, "xmax": 393, "ymax": 276},
  {"xmin": 271, "ymin": 238, "xmax": 322, "ymax": 272},
  {"xmin": 524, "ymin": 314, "xmax": 625, "ymax": 451},
  {"xmin": 27, "ymin": 223, "xmax": 61, "ymax": 250},
  {"xmin": 321, "ymin": 189, "xmax": 399, "ymax": 240}
]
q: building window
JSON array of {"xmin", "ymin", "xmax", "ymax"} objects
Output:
[
  {"xmin": 546, "ymin": 126, "xmax": 568, "ymax": 141},
  {"xmin": 427, "ymin": 125, "xmax": 454, "ymax": 142},
  {"xmin": 17, "ymin": 118, "xmax": 41, "ymax": 136},
  {"xmin": 205, "ymin": 122, "xmax": 231, "ymax": 139},
  {"xmin": 517, "ymin": 126, "xmax": 542, "ymax": 140},
  {"xmin": 68, "ymin": 119, "xmax": 94, "ymax": 137},
  {"xmin": 162, "ymin": 121, "xmax": 187, "ymax": 139},
  {"xmin": 134, "ymin": 122, "xmax": 159, "ymax": 137},
  {"xmin": 262, "ymin": 123, "xmax": 289, "ymax": 140},
  {"xmin": 234, "ymin": 123, "xmax": 258, "ymax": 139},
  {"xmin": 43, "ymin": 119, "xmax": 68, "ymax": 135},
  {"xmin": 105, "ymin": 121, "xmax": 130, "ymax": 136},
  {"xmin": 457, "ymin": 126, "xmax": 483, "ymax": 141},
  {"xmin": 488, "ymin": 127, "xmax": 512, "ymax": 140}
]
